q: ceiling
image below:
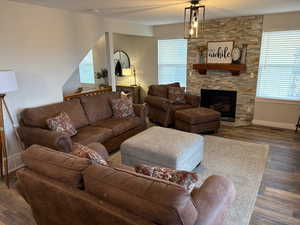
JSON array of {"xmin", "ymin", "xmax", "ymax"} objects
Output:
[{"xmin": 10, "ymin": 0, "xmax": 300, "ymax": 25}]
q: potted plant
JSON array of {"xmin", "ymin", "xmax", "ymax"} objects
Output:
[{"xmin": 95, "ymin": 68, "xmax": 108, "ymax": 87}]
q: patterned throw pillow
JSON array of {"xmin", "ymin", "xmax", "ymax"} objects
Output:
[
  {"xmin": 111, "ymin": 98, "xmax": 135, "ymax": 118},
  {"xmin": 135, "ymin": 165, "xmax": 198, "ymax": 192},
  {"xmin": 46, "ymin": 112, "xmax": 77, "ymax": 136},
  {"xmin": 168, "ymin": 87, "xmax": 186, "ymax": 104},
  {"xmin": 71, "ymin": 143, "xmax": 108, "ymax": 166}
]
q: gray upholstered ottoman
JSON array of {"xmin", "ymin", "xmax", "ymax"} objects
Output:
[{"xmin": 120, "ymin": 127, "xmax": 204, "ymax": 171}]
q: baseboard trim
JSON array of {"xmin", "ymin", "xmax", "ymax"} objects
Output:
[{"xmin": 252, "ymin": 119, "xmax": 295, "ymax": 130}]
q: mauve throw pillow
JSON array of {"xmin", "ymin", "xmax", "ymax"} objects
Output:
[
  {"xmin": 168, "ymin": 87, "xmax": 186, "ymax": 104},
  {"xmin": 135, "ymin": 165, "xmax": 198, "ymax": 192},
  {"xmin": 111, "ymin": 98, "xmax": 135, "ymax": 118},
  {"xmin": 46, "ymin": 112, "xmax": 77, "ymax": 136},
  {"xmin": 71, "ymin": 143, "xmax": 108, "ymax": 166}
]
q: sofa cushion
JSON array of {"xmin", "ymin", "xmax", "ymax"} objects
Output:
[
  {"xmin": 71, "ymin": 126, "xmax": 113, "ymax": 145},
  {"xmin": 22, "ymin": 145, "xmax": 91, "ymax": 188},
  {"xmin": 111, "ymin": 98, "xmax": 135, "ymax": 118},
  {"xmin": 71, "ymin": 143, "xmax": 108, "ymax": 166},
  {"xmin": 21, "ymin": 99, "xmax": 89, "ymax": 129},
  {"xmin": 135, "ymin": 165, "xmax": 198, "ymax": 193},
  {"xmin": 86, "ymin": 142, "xmax": 109, "ymax": 161},
  {"xmin": 80, "ymin": 92, "xmax": 120, "ymax": 123},
  {"xmin": 170, "ymin": 104, "xmax": 194, "ymax": 112},
  {"xmin": 168, "ymin": 87, "xmax": 186, "ymax": 104},
  {"xmin": 92, "ymin": 117, "xmax": 142, "ymax": 136},
  {"xmin": 148, "ymin": 82, "xmax": 180, "ymax": 98},
  {"xmin": 84, "ymin": 164, "xmax": 198, "ymax": 225},
  {"xmin": 46, "ymin": 112, "xmax": 77, "ymax": 136}
]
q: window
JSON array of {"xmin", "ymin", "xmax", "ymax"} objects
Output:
[
  {"xmin": 158, "ymin": 39, "xmax": 187, "ymax": 87},
  {"xmin": 79, "ymin": 50, "xmax": 95, "ymax": 84},
  {"xmin": 257, "ymin": 30, "xmax": 300, "ymax": 101}
]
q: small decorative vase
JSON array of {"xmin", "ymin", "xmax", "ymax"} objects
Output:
[{"xmin": 241, "ymin": 44, "xmax": 248, "ymax": 65}]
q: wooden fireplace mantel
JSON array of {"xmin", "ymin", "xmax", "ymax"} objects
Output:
[{"xmin": 193, "ymin": 64, "xmax": 246, "ymax": 76}]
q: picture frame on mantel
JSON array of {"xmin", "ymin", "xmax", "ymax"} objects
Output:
[{"xmin": 207, "ymin": 41, "xmax": 234, "ymax": 64}]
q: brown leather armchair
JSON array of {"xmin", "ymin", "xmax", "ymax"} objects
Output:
[{"xmin": 145, "ymin": 83, "xmax": 200, "ymax": 127}]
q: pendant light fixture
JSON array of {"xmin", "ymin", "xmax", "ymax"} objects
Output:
[{"xmin": 184, "ymin": 0, "xmax": 205, "ymax": 39}]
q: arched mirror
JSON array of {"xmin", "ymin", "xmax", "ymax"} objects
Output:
[{"xmin": 113, "ymin": 50, "xmax": 130, "ymax": 76}]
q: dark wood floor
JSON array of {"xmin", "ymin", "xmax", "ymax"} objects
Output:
[
  {"xmin": 0, "ymin": 125, "xmax": 300, "ymax": 225},
  {"xmin": 215, "ymin": 125, "xmax": 300, "ymax": 225}
]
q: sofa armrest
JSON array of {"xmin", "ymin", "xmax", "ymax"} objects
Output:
[
  {"xmin": 18, "ymin": 127, "xmax": 72, "ymax": 153},
  {"xmin": 185, "ymin": 94, "xmax": 200, "ymax": 107},
  {"xmin": 144, "ymin": 95, "xmax": 170, "ymax": 111},
  {"xmin": 191, "ymin": 175, "xmax": 236, "ymax": 225},
  {"xmin": 16, "ymin": 178, "xmax": 29, "ymax": 203},
  {"xmin": 133, "ymin": 104, "xmax": 147, "ymax": 124}
]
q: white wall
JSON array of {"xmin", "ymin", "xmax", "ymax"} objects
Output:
[
  {"xmin": 0, "ymin": 0, "xmax": 107, "ymax": 171},
  {"xmin": 113, "ymin": 33, "xmax": 156, "ymax": 100},
  {"xmin": 153, "ymin": 23, "xmax": 185, "ymax": 39},
  {"xmin": 263, "ymin": 11, "xmax": 300, "ymax": 31},
  {"xmin": 253, "ymin": 99, "xmax": 299, "ymax": 130},
  {"xmin": 105, "ymin": 19, "xmax": 153, "ymax": 37},
  {"xmin": 63, "ymin": 34, "xmax": 107, "ymax": 95},
  {"xmin": 0, "ymin": 0, "xmax": 153, "ymax": 171},
  {"xmin": 62, "ymin": 32, "xmax": 156, "ymax": 98},
  {"xmin": 253, "ymin": 11, "xmax": 300, "ymax": 130},
  {"xmin": 93, "ymin": 35, "xmax": 107, "ymax": 86},
  {"xmin": 63, "ymin": 68, "xmax": 81, "ymax": 96}
]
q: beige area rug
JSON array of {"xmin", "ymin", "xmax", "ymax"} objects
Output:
[{"xmin": 111, "ymin": 135, "xmax": 269, "ymax": 225}]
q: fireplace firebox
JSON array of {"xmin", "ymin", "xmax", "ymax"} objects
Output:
[{"xmin": 200, "ymin": 89, "xmax": 237, "ymax": 122}]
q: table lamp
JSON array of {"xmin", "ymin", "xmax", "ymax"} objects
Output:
[
  {"xmin": 122, "ymin": 67, "xmax": 137, "ymax": 86},
  {"xmin": 0, "ymin": 70, "xmax": 18, "ymax": 188}
]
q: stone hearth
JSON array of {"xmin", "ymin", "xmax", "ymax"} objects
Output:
[
  {"xmin": 201, "ymin": 89, "xmax": 237, "ymax": 122},
  {"xmin": 187, "ymin": 15, "xmax": 263, "ymax": 124}
]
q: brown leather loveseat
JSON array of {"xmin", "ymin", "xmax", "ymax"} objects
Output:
[
  {"xmin": 144, "ymin": 83, "xmax": 199, "ymax": 127},
  {"xmin": 18, "ymin": 92, "xmax": 147, "ymax": 153},
  {"xmin": 17, "ymin": 144, "xmax": 236, "ymax": 225}
]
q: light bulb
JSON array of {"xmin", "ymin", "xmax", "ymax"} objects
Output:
[
  {"xmin": 193, "ymin": 21, "xmax": 198, "ymax": 28},
  {"xmin": 189, "ymin": 28, "xmax": 194, "ymax": 36}
]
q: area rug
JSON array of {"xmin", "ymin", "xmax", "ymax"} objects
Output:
[{"xmin": 110, "ymin": 135, "xmax": 269, "ymax": 225}]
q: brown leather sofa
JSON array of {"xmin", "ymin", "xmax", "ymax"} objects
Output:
[
  {"xmin": 144, "ymin": 83, "xmax": 199, "ymax": 127},
  {"xmin": 18, "ymin": 92, "xmax": 147, "ymax": 153},
  {"xmin": 17, "ymin": 144, "xmax": 236, "ymax": 225}
]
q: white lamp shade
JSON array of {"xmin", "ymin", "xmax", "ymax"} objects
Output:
[
  {"xmin": 122, "ymin": 68, "xmax": 132, "ymax": 76},
  {"xmin": 0, "ymin": 70, "xmax": 18, "ymax": 94}
]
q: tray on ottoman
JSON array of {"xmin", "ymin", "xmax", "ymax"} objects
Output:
[
  {"xmin": 120, "ymin": 127, "xmax": 204, "ymax": 171},
  {"xmin": 175, "ymin": 107, "xmax": 221, "ymax": 134}
]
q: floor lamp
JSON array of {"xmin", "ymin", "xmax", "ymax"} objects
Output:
[{"xmin": 0, "ymin": 70, "xmax": 18, "ymax": 188}]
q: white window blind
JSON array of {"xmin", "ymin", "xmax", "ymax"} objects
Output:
[
  {"xmin": 79, "ymin": 50, "xmax": 95, "ymax": 84},
  {"xmin": 257, "ymin": 30, "xmax": 300, "ymax": 101},
  {"xmin": 158, "ymin": 39, "xmax": 187, "ymax": 87}
]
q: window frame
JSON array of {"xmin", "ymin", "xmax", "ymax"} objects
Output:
[
  {"xmin": 157, "ymin": 38, "xmax": 188, "ymax": 87},
  {"xmin": 79, "ymin": 49, "xmax": 95, "ymax": 85},
  {"xmin": 256, "ymin": 30, "xmax": 300, "ymax": 102}
]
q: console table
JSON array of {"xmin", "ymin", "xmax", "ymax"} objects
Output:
[
  {"xmin": 116, "ymin": 85, "xmax": 141, "ymax": 104},
  {"xmin": 296, "ymin": 116, "xmax": 300, "ymax": 133}
]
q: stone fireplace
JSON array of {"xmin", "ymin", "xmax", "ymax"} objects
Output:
[
  {"xmin": 186, "ymin": 15, "xmax": 263, "ymax": 124},
  {"xmin": 201, "ymin": 89, "xmax": 237, "ymax": 122}
]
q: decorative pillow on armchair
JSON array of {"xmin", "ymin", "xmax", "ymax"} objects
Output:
[
  {"xmin": 71, "ymin": 143, "xmax": 108, "ymax": 166},
  {"xmin": 46, "ymin": 112, "xmax": 77, "ymax": 136},
  {"xmin": 111, "ymin": 98, "xmax": 135, "ymax": 118},
  {"xmin": 135, "ymin": 165, "xmax": 198, "ymax": 192},
  {"xmin": 168, "ymin": 87, "xmax": 186, "ymax": 104}
]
